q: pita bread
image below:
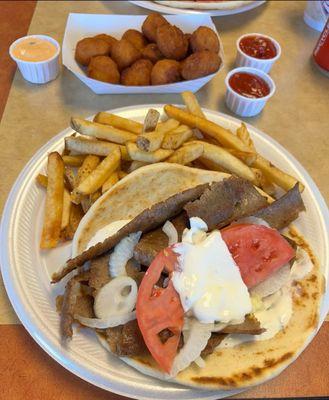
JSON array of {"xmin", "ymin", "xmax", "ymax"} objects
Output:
[
  {"xmin": 73, "ymin": 163, "xmax": 323, "ymax": 390},
  {"xmin": 155, "ymin": 0, "xmax": 256, "ymax": 11}
]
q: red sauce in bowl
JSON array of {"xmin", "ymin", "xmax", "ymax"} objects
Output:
[
  {"xmin": 229, "ymin": 72, "xmax": 270, "ymax": 99},
  {"xmin": 239, "ymin": 35, "xmax": 277, "ymax": 60}
]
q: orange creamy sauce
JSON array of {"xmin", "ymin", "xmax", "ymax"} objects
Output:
[{"xmin": 12, "ymin": 37, "xmax": 57, "ymax": 62}]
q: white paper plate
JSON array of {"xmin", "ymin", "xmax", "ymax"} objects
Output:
[
  {"xmin": 62, "ymin": 14, "xmax": 224, "ymax": 94},
  {"xmin": 1, "ymin": 105, "xmax": 328, "ymax": 400},
  {"xmin": 129, "ymin": 0, "xmax": 266, "ymax": 16}
]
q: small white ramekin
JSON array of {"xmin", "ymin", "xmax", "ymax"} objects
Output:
[
  {"xmin": 9, "ymin": 35, "xmax": 60, "ymax": 84},
  {"xmin": 225, "ymin": 67, "xmax": 276, "ymax": 118},
  {"xmin": 235, "ymin": 33, "xmax": 281, "ymax": 73}
]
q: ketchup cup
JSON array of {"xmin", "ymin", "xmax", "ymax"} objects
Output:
[
  {"xmin": 236, "ymin": 33, "xmax": 281, "ymax": 73},
  {"xmin": 225, "ymin": 67, "xmax": 276, "ymax": 117}
]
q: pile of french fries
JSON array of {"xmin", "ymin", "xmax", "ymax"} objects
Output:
[{"xmin": 38, "ymin": 91, "xmax": 303, "ymax": 249}]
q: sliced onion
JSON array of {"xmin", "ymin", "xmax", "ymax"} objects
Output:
[
  {"xmin": 232, "ymin": 216, "xmax": 270, "ymax": 227},
  {"xmin": 251, "ymin": 264, "xmax": 291, "ymax": 299},
  {"xmin": 75, "ymin": 311, "xmax": 136, "ymax": 329},
  {"xmin": 291, "ymin": 247, "xmax": 313, "ymax": 281},
  {"xmin": 109, "ymin": 231, "xmax": 142, "ymax": 277},
  {"xmin": 162, "ymin": 221, "xmax": 178, "ymax": 246},
  {"xmin": 170, "ymin": 319, "xmax": 213, "ymax": 377},
  {"xmin": 94, "ymin": 276, "xmax": 137, "ymax": 318}
]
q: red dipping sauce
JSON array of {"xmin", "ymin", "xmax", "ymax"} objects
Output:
[
  {"xmin": 239, "ymin": 35, "xmax": 277, "ymax": 60},
  {"xmin": 229, "ymin": 72, "xmax": 270, "ymax": 99}
]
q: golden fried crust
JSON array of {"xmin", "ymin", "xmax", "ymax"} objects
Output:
[
  {"xmin": 190, "ymin": 26, "xmax": 220, "ymax": 53},
  {"xmin": 122, "ymin": 29, "xmax": 148, "ymax": 51},
  {"xmin": 151, "ymin": 59, "xmax": 181, "ymax": 85},
  {"xmin": 142, "ymin": 13, "xmax": 169, "ymax": 43},
  {"xmin": 93, "ymin": 34, "xmax": 118, "ymax": 54},
  {"xmin": 121, "ymin": 59, "xmax": 153, "ymax": 86},
  {"xmin": 87, "ymin": 56, "xmax": 120, "ymax": 84},
  {"xmin": 156, "ymin": 24, "xmax": 188, "ymax": 61},
  {"xmin": 75, "ymin": 37, "xmax": 111, "ymax": 66},
  {"xmin": 181, "ymin": 50, "xmax": 221, "ymax": 80},
  {"xmin": 141, "ymin": 43, "xmax": 164, "ymax": 63},
  {"xmin": 111, "ymin": 39, "xmax": 141, "ymax": 70}
]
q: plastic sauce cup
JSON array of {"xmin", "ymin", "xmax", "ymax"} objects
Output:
[
  {"xmin": 235, "ymin": 33, "xmax": 281, "ymax": 73},
  {"xmin": 225, "ymin": 67, "xmax": 276, "ymax": 117},
  {"xmin": 9, "ymin": 35, "xmax": 60, "ymax": 84}
]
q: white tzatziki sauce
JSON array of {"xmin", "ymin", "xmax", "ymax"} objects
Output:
[
  {"xmin": 85, "ymin": 219, "xmax": 131, "ymax": 250},
  {"xmin": 172, "ymin": 217, "xmax": 252, "ymax": 324}
]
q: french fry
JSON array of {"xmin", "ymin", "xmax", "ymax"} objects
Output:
[
  {"xmin": 76, "ymin": 147, "xmax": 121, "ymax": 195},
  {"xmin": 142, "ymin": 109, "xmax": 160, "ymax": 133},
  {"xmin": 62, "ymin": 155, "xmax": 86, "ymax": 167},
  {"xmin": 64, "ymin": 166, "xmax": 76, "ymax": 191},
  {"xmin": 164, "ymin": 105, "xmax": 249, "ymax": 151},
  {"xmin": 234, "ymin": 123, "xmax": 304, "ymax": 191},
  {"xmin": 61, "ymin": 189, "xmax": 71, "ymax": 230},
  {"xmin": 136, "ymin": 130, "xmax": 165, "ymax": 152},
  {"xmin": 167, "ymin": 143, "xmax": 204, "ymax": 165},
  {"xmin": 253, "ymin": 155, "xmax": 304, "ymax": 192},
  {"xmin": 128, "ymin": 160, "xmax": 149, "ymax": 172},
  {"xmin": 188, "ymin": 140, "xmax": 256, "ymax": 183},
  {"xmin": 226, "ymin": 149, "xmax": 257, "ymax": 166},
  {"xmin": 118, "ymin": 170, "xmax": 128, "ymax": 179},
  {"xmin": 162, "ymin": 125, "xmax": 193, "ymax": 150},
  {"xmin": 61, "ymin": 203, "xmax": 84, "ymax": 240},
  {"xmin": 91, "ymin": 190, "xmax": 101, "ymax": 203},
  {"xmin": 237, "ymin": 123, "xmax": 256, "ymax": 151},
  {"xmin": 137, "ymin": 118, "xmax": 180, "ymax": 152},
  {"xmin": 252, "ymin": 168, "xmax": 276, "ymax": 196},
  {"xmin": 182, "ymin": 91, "xmax": 205, "ymax": 118},
  {"xmin": 71, "ymin": 118, "xmax": 136, "ymax": 144},
  {"xmin": 71, "ymin": 155, "xmax": 100, "ymax": 204},
  {"xmin": 198, "ymin": 157, "xmax": 228, "ymax": 173},
  {"xmin": 36, "ymin": 174, "xmax": 48, "ymax": 188},
  {"xmin": 102, "ymin": 171, "xmax": 119, "ymax": 193},
  {"xmin": 93, "ymin": 112, "xmax": 142, "ymax": 134},
  {"xmin": 65, "ymin": 136, "xmax": 130, "ymax": 161},
  {"xmin": 126, "ymin": 142, "xmax": 173, "ymax": 163},
  {"xmin": 40, "ymin": 152, "xmax": 64, "ymax": 249}
]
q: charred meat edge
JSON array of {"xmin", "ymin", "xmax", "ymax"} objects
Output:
[{"xmin": 52, "ymin": 183, "xmax": 209, "ymax": 283}]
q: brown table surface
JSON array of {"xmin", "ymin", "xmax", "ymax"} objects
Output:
[{"xmin": 0, "ymin": 1, "xmax": 328, "ymax": 399}]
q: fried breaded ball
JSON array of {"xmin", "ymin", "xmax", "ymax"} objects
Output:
[
  {"xmin": 111, "ymin": 39, "xmax": 141, "ymax": 70},
  {"xmin": 142, "ymin": 13, "xmax": 169, "ymax": 43},
  {"xmin": 141, "ymin": 43, "xmax": 164, "ymax": 63},
  {"xmin": 93, "ymin": 34, "xmax": 118, "ymax": 54},
  {"xmin": 122, "ymin": 29, "xmax": 148, "ymax": 51},
  {"xmin": 121, "ymin": 59, "xmax": 153, "ymax": 86},
  {"xmin": 87, "ymin": 56, "xmax": 120, "ymax": 84},
  {"xmin": 190, "ymin": 26, "xmax": 220, "ymax": 53},
  {"xmin": 151, "ymin": 59, "xmax": 181, "ymax": 85},
  {"xmin": 156, "ymin": 24, "xmax": 188, "ymax": 61},
  {"xmin": 75, "ymin": 37, "xmax": 111, "ymax": 66},
  {"xmin": 181, "ymin": 50, "xmax": 221, "ymax": 80}
]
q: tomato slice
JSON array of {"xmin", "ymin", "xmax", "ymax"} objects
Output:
[
  {"xmin": 221, "ymin": 224, "xmax": 295, "ymax": 288},
  {"xmin": 136, "ymin": 247, "xmax": 184, "ymax": 373}
]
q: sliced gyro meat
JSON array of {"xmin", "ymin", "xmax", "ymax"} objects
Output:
[
  {"xmin": 52, "ymin": 183, "xmax": 209, "ymax": 283},
  {"xmin": 254, "ymin": 183, "xmax": 305, "ymax": 230},
  {"xmin": 134, "ymin": 213, "xmax": 188, "ymax": 266},
  {"xmin": 184, "ymin": 177, "xmax": 268, "ymax": 230}
]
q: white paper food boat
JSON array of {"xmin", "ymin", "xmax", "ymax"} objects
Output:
[{"xmin": 62, "ymin": 13, "xmax": 225, "ymax": 94}]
